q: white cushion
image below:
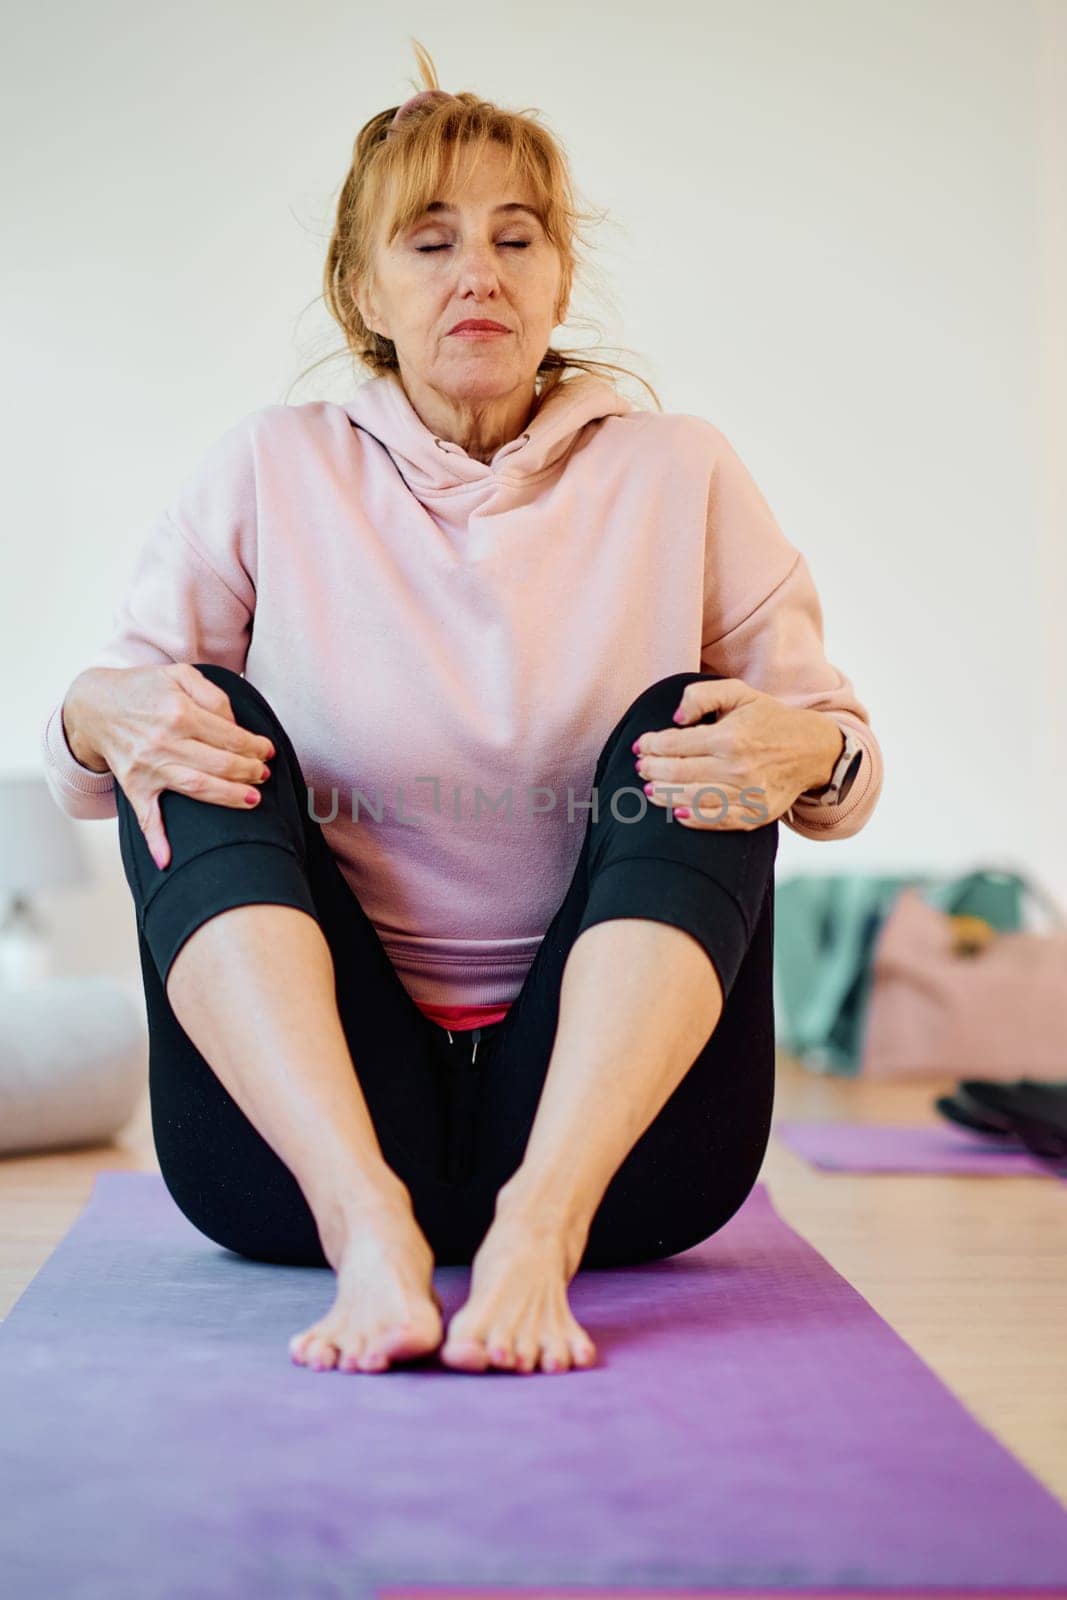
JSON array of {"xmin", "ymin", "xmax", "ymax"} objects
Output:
[{"xmin": 0, "ymin": 977, "xmax": 147, "ymax": 1156}]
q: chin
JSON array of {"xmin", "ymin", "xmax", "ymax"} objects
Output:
[{"xmin": 437, "ymin": 365, "xmax": 527, "ymax": 401}]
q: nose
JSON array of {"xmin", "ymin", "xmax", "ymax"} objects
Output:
[{"xmin": 453, "ymin": 246, "xmax": 505, "ymax": 294}]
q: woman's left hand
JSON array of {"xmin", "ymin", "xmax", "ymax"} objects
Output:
[{"xmin": 631, "ymin": 677, "xmax": 841, "ymax": 831}]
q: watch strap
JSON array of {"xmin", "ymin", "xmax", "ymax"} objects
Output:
[{"xmin": 796, "ymin": 725, "xmax": 863, "ymax": 807}]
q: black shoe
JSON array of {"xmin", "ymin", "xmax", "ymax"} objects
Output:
[
  {"xmin": 935, "ymin": 1093, "xmax": 1019, "ymax": 1139},
  {"xmin": 959, "ymin": 1079, "xmax": 1067, "ymax": 1138},
  {"xmin": 955, "ymin": 1080, "xmax": 1067, "ymax": 1165}
]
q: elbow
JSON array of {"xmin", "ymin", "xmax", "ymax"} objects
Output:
[
  {"xmin": 40, "ymin": 702, "xmax": 119, "ymax": 821},
  {"xmin": 42, "ymin": 766, "xmax": 117, "ymax": 822},
  {"xmin": 785, "ymin": 759, "xmax": 884, "ymax": 842}
]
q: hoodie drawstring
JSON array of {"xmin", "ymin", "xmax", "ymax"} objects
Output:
[
  {"xmin": 441, "ymin": 1026, "xmax": 483, "ymax": 1184},
  {"xmin": 443, "ymin": 1025, "xmax": 481, "ymax": 1061}
]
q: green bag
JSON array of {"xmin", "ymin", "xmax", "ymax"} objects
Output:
[{"xmin": 772, "ymin": 865, "xmax": 1032, "ymax": 1076}]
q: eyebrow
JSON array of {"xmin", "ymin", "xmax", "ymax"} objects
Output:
[{"xmin": 420, "ymin": 202, "xmax": 542, "ymax": 222}]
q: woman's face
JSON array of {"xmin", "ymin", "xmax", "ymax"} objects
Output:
[{"xmin": 356, "ymin": 142, "xmax": 565, "ymax": 418}]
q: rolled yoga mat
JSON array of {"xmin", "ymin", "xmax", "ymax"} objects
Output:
[
  {"xmin": 2, "ymin": 1171, "xmax": 1066, "ymax": 1598},
  {"xmin": 775, "ymin": 1119, "xmax": 1067, "ymax": 1179}
]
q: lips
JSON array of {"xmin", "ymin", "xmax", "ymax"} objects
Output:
[{"xmin": 449, "ymin": 319, "xmax": 510, "ymax": 334}]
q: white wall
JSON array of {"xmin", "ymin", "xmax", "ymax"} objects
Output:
[{"xmin": 3, "ymin": 0, "xmax": 1064, "ymax": 989}]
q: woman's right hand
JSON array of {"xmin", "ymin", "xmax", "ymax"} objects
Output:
[{"xmin": 76, "ymin": 663, "xmax": 277, "ymax": 871}]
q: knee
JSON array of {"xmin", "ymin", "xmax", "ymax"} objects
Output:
[
  {"xmin": 188, "ymin": 662, "xmax": 285, "ymax": 739},
  {"xmin": 189, "ymin": 661, "xmax": 243, "ymax": 693},
  {"xmin": 111, "ymin": 664, "xmax": 271, "ymax": 820},
  {"xmin": 593, "ymin": 671, "xmax": 727, "ymax": 784},
  {"xmin": 619, "ymin": 671, "xmax": 726, "ymax": 734},
  {"xmin": 158, "ymin": 1163, "xmax": 327, "ymax": 1268},
  {"xmin": 592, "ymin": 1168, "xmax": 764, "ymax": 1269}
]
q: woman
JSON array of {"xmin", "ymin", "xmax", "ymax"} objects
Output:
[{"xmin": 42, "ymin": 50, "xmax": 883, "ymax": 1378}]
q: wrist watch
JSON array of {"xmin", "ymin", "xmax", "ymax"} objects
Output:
[{"xmin": 797, "ymin": 725, "xmax": 864, "ymax": 807}]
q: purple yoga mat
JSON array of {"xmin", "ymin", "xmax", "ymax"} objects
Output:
[
  {"xmin": 2, "ymin": 1171, "xmax": 1066, "ymax": 1598},
  {"xmin": 775, "ymin": 1119, "xmax": 1067, "ymax": 1180}
]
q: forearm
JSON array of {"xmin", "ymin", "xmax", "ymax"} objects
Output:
[{"xmin": 61, "ymin": 668, "xmax": 123, "ymax": 774}]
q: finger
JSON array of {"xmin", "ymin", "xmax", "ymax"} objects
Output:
[
  {"xmin": 174, "ymin": 665, "xmax": 276, "ymax": 763},
  {"xmin": 672, "ymin": 676, "xmax": 750, "ymax": 725},
  {"xmin": 633, "ymin": 723, "xmax": 722, "ymax": 761},
  {"xmin": 155, "ymin": 758, "xmax": 269, "ymax": 812},
  {"xmin": 137, "ymin": 758, "xmax": 266, "ymax": 871},
  {"xmin": 673, "ymin": 805, "xmax": 755, "ymax": 831},
  {"xmin": 142, "ymin": 796, "xmax": 170, "ymax": 871},
  {"xmin": 171, "ymin": 661, "xmax": 242, "ymax": 724},
  {"xmin": 193, "ymin": 705, "xmax": 276, "ymax": 767},
  {"xmin": 635, "ymin": 751, "xmax": 729, "ymax": 785},
  {"xmin": 641, "ymin": 779, "xmax": 702, "ymax": 811},
  {"xmin": 678, "ymin": 793, "xmax": 767, "ymax": 828},
  {"xmin": 641, "ymin": 779, "xmax": 759, "ymax": 828},
  {"xmin": 174, "ymin": 727, "xmax": 273, "ymax": 789}
]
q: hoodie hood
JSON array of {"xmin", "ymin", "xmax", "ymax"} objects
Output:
[{"xmin": 342, "ymin": 369, "xmax": 634, "ymax": 499}]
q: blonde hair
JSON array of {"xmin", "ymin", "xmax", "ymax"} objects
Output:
[{"xmin": 293, "ymin": 39, "xmax": 661, "ymax": 411}]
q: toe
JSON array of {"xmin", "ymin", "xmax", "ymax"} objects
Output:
[
  {"xmin": 569, "ymin": 1331, "xmax": 597, "ymax": 1368},
  {"xmin": 513, "ymin": 1339, "xmax": 540, "ymax": 1374},
  {"xmin": 356, "ymin": 1323, "xmax": 402, "ymax": 1370},
  {"xmin": 356, "ymin": 1346, "xmax": 390, "ymax": 1372},
  {"xmin": 377, "ymin": 1313, "xmax": 439, "ymax": 1363},
  {"xmin": 540, "ymin": 1336, "xmax": 572, "ymax": 1374},
  {"xmin": 487, "ymin": 1336, "xmax": 517, "ymax": 1369},
  {"xmin": 306, "ymin": 1335, "xmax": 340, "ymax": 1371},
  {"xmin": 441, "ymin": 1306, "xmax": 489, "ymax": 1371},
  {"xmin": 289, "ymin": 1330, "xmax": 314, "ymax": 1364},
  {"xmin": 290, "ymin": 1326, "xmax": 330, "ymax": 1366},
  {"xmin": 337, "ymin": 1337, "xmax": 367, "ymax": 1373},
  {"xmin": 440, "ymin": 1335, "xmax": 490, "ymax": 1371}
]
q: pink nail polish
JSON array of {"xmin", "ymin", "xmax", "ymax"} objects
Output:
[
  {"xmin": 674, "ymin": 807, "xmax": 691, "ymax": 818},
  {"xmin": 245, "ymin": 790, "xmax": 260, "ymax": 805},
  {"xmin": 643, "ymin": 782, "xmax": 654, "ymax": 796},
  {"xmin": 631, "ymin": 739, "xmax": 641, "ymax": 754}
]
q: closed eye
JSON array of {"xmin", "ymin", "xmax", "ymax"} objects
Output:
[{"xmin": 416, "ymin": 242, "xmax": 530, "ymax": 253}]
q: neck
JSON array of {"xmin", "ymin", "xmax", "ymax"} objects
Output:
[{"xmin": 397, "ymin": 373, "xmax": 538, "ymax": 463}]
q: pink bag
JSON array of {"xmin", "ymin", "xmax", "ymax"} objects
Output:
[{"xmin": 860, "ymin": 885, "xmax": 1067, "ymax": 1081}]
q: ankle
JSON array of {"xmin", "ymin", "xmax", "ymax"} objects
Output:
[
  {"xmin": 492, "ymin": 1177, "xmax": 592, "ymax": 1276},
  {"xmin": 316, "ymin": 1176, "xmax": 418, "ymax": 1269}
]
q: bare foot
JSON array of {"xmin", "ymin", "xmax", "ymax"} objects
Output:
[
  {"xmin": 289, "ymin": 1195, "xmax": 443, "ymax": 1373},
  {"xmin": 439, "ymin": 1196, "xmax": 598, "ymax": 1375}
]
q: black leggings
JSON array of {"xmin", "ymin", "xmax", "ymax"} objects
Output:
[{"xmin": 115, "ymin": 664, "xmax": 779, "ymax": 1270}]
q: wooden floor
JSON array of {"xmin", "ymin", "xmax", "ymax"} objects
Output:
[{"xmin": 2, "ymin": 1049, "xmax": 1065, "ymax": 1530}]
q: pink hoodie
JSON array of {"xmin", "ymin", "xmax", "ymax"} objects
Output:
[{"xmin": 42, "ymin": 371, "xmax": 884, "ymax": 1023}]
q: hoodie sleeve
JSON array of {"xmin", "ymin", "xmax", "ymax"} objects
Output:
[
  {"xmin": 698, "ymin": 425, "xmax": 884, "ymax": 841},
  {"xmin": 41, "ymin": 411, "xmax": 260, "ymax": 821}
]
